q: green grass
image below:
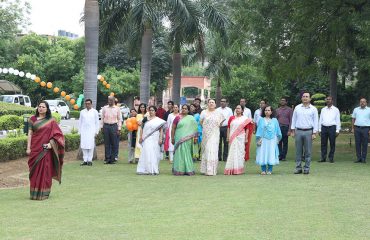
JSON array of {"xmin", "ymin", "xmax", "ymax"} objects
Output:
[{"xmin": 1, "ymin": 134, "xmax": 370, "ymax": 240}]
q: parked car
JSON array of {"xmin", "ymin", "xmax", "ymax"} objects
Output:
[
  {"xmin": 45, "ymin": 100, "xmax": 70, "ymax": 119},
  {"xmin": 0, "ymin": 94, "xmax": 32, "ymax": 107},
  {"xmin": 98, "ymin": 103, "xmax": 130, "ymax": 120}
]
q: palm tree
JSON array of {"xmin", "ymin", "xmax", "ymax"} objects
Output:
[
  {"xmin": 84, "ymin": 0, "xmax": 99, "ymax": 108},
  {"xmin": 167, "ymin": 0, "xmax": 229, "ymax": 104},
  {"xmin": 99, "ymin": 0, "xmax": 161, "ymax": 104}
]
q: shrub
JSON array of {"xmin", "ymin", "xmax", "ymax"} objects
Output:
[
  {"xmin": 64, "ymin": 133, "xmax": 80, "ymax": 152},
  {"xmin": 311, "ymin": 93, "xmax": 326, "ymax": 100},
  {"xmin": 341, "ymin": 114, "xmax": 352, "ymax": 122},
  {"xmin": 0, "ymin": 135, "xmax": 28, "ymax": 161},
  {"xmin": 0, "ymin": 115, "xmax": 24, "ymax": 130},
  {"xmin": 0, "ymin": 102, "xmax": 35, "ymax": 116},
  {"xmin": 52, "ymin": 112, "xmax": 61, "ymax": 124},
  {"xmin": 70, "ymin": 110, "xmax": 80, "ymax": 119}
]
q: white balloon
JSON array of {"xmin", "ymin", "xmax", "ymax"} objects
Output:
[
  {"xmin": 19, "ymin": 71, "xmax": 25, "ymax": 77},
  {"xmin": 3, "ymin": 68, "xmax": 8, "ymax": 74},
  {"xmin": 31, "ymin": 74, "xmax": 36, "ymax": 80},
  {"xmin": 26, "ymin": 72, "xmax": 31, "ymax": 78},
  {"xmin": 14, "ymin": 70, "xmax": 19, "ymax": 75},
  {"xmin": 9, "ymin": 68, "xmax": 14, "ymax": 74},
  {"xmin": 97, "ymin": 75, "xmax": 102, "ymax": 80}
]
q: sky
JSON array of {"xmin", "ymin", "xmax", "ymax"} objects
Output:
[{"xmin": 27, "ymin": 0, "xmax": 85, "ymax": 37}]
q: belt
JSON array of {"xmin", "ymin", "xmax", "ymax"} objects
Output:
[
  {"xmin": 355, "ymin": 126, "xmax": 370, "ymax": 129},
  {"xmin": 296, "ymin": 128, "xmax": 313, "ymax": 131},
  {"xmin": 104, "ymin": 123, "xmax": 118, "ymax": 126},
  {"xmin": 321, "ymin": 125, "xmax": 336, "ymax": 128},
  {"xmin": 220, "ymin": 126, "xmax": 228, "ymax": 128}
]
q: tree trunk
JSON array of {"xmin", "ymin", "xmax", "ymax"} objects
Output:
[
  {"xmin": 84, "ymin": 0, "xmax": 99, "ymax": 108},
  {"xmin": 172, "ymin": 52, "xmax": 182, "ymax": 105},
  {"xmin": 329, "ymin": 68, "xmax": 337, "ymax": 105},
  {"xmin": 215, "ymin": 78, "xmax": 222, "ymax": 107},
  {"xmin": 139, "ymin": 27, "xmax": 153, "ymax": 105}
]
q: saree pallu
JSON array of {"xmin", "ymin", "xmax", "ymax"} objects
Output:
[
  {"xmin": 134, "ymin": 114, "xmax": 144, "ymax": 158},
  {"xmin": 173, "ymin": 115, "xmax": 198, "ymax": 176},
  {"xmin": 28, "ymin": 116, "xmax": 64, "ymax": 200},
  {"xmin": 224, "ymin": 116, "xmax": 252, "ymax": 175},
  {"xmin": 192, "ymin": 113, "xmax": 202, "ymax": 160}
]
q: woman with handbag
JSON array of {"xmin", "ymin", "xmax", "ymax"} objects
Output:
[{"xmin": 255, "ymin": 105, "xmax": 282, "ymax": 175}]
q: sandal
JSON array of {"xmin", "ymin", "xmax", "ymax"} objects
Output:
[
  {"xmin": 260, "ymin": 171, "xmax": 266, "ymax": 175},
  {"xmin": 267, "ymin": 171, "xmax": 272, "ymax": 175}
]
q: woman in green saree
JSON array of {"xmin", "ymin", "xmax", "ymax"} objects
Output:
[{"xmin": 171, "ymin": 105, "xmax": 198, "ymax": 175}]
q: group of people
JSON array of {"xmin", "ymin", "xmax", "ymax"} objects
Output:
[{"xmin": 25, "ymin": 93, "xmax": 370, "ymax": 200}]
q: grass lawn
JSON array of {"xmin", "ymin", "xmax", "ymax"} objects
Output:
[{"xmin": 1, "ymin": 134, "xmax": 370, "ymax": 240}]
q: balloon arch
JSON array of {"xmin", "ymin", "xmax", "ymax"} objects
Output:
[{"xmin": 0, "ymin": 67, "xmax": 115, "ymax": 110}]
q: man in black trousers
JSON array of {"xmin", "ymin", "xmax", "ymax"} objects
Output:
[{"xmin": 318, "ymin": 96, "xmax": 341, "ymax": 163}]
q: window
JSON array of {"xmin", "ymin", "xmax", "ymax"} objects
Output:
[
  {"xmin": 19, "ymin": 96, "xmax": 25, "ymax": 105},
  {"xmin": 25, "ymin": 97, "xmax": 30, "ymax": 103},
  {"xmin": 14, "ymin": 97, "xmax": 19, "ymax": 103},
  {"xmin": 59, "ymin": 101, "xmax": 66, "ymax": 106}
]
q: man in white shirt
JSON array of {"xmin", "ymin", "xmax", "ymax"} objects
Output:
[
  {"xmin": 318, "ymin": 96, "xmax": 341, "ymax": 163},
  {"xmin": 79, "ymin": 99, "xmax": 100, "ymax": 166},
  {"xmin": 254, "ymin": 99, "xmax": 267, "ymax": 127},
  {"xmin": 240, "ymin": 98, "xmax": 252, "ymax": 118},
  {"xmin": 217, "ymin": 98, "xmax": 233, "ymax": 161},
  {"xmin": 291, "ymin": 92, "xmax": 319, "ymax": 174}
]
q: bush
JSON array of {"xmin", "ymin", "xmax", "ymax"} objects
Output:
[
  {"xmin": 0, "ymin": 102, "xmax": 35, "ymax": 116},
  {"xmin": 341, "ymin": 114, "xmax": 352, "ymax": 122},
  {"xmin": 0, "ymin": 135, "xmax": 28, "ymax": 161},
  {"xmin": 311, "ymin": 93, "xmax": 326, "ymax": 100},
  {"xmin": 70, "ymin": 110, "xmax": 80, "ymax": 119},
  {"xmin": 0, "ymin": 115, "xmax": 24, "ymax": 130},
  {"xmin": 0, "ymin": 127, "xmax": 129, "ymax": 162},
  {"xmin": 313, "ymin": 100, "xmax": 326, "ymax": 105},
  {"xmin": 52, "ymin": 112, "xmax": 61, "ymax": 124}
]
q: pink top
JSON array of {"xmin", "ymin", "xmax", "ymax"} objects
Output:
[{"xmin": 100, "ymin": 105, "xmax": 122, "ymax": 129}]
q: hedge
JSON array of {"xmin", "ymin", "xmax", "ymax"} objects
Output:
[
  {"xmin": 0, "ymin": 115, "xmax": 23, "ymax": 131},
  {"xmin": 341, "ymin": 114, "xmax": 352, "ymax": 122},
  {"xmin": 70, "ymin": 110, "xmax": 80, "ymax": 119},
  {"xmin": 0, "ymin": 102, "xmax": 35, "ymax": 116},
  {"xmin": 0, "ymin": 128, "xmax": 129, "ymax": 162}
]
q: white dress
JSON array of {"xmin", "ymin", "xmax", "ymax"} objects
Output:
[
  {"xmin": 200, "ymin": 110, "xmax": 225, "ymax": 175},
  {"xmin": 78, "ymin": 108, "xmax": 100, "ymax": 149},
  {"xmin": 137, "ymin": 117, "xmax": 166, "ymax": 175},
  {"xmin": 165, "ymin": 113, "xmax": 179, "ymax": 152}
]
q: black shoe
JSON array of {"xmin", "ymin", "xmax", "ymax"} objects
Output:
[
  {"xmin": 354, "ymin": 160, "xmax": 362, "ymax": 163},
  {"xmin": 87, "ymin": 162, "xmax": 92, "ymax": 166},
  {"xmin": 104, "ymin": 161, "xmax": 112, "ymax": 164},
  {"xmin": 80, "ymin": 162, "xmax": 88, "ymax": 166},
  {"xmin": 303, "ymin": 170, "xmax": 310, "ymax": 174},
  {"xmin": 294, "ymin": 169, "xmax": 302, "ymax": 174},
  {"xmin": 279, "ymin": 157, "xmax": 282, "ymax": 161},
  {"xmin": 280, "ymin": 158, "xmax": 286, "ymax": 161},
  {"xmin": 318, "ymin": 159, "xmax": 326, "ymax": 163},
  {"xmin": 329, "ymin": 159, "xmax": 334, "ymax": 163}
]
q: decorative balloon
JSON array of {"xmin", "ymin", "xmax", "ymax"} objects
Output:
[
  {"xmin": 40, "ymin": 81, "xmax": 46, "ymax": 87},
  {"xmin": 70, "ymin": 99, "xmax": 76, "ymax": 105},
  {"xmin": 65, "ymin": 95, "xmax": 71, "ymax": 101},
  {"xmin": 53, "ymin": 87, "xmax": 60, "ymax": 93},
  {"xmin": 35, "ymin": 77, "xmax": 41, "ymax": 83},
  {"xmin": 46, "ymin": 82, "xmax": 52, "ymax": 88},
  {"xmin": 61, "ymin": 91, "xmax": 66, "ymax": 97}
]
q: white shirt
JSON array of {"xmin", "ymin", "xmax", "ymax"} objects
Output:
[
  {"xmin": 217, "ymin": 106, "xmax": 233, "ymax": 126},
  {"xmin": 291, "ymin": 104, "xmax": 319, "ymax": 133},
  {"xmin": 254, "ymin": 108, "xmax": 262, "ymax": 124},
  {"xmin": 319, "ymin": 106, "xmax": 341, "ymax": 133}
]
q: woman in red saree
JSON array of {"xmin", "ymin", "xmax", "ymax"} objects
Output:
[
  {"xmin": 26, "ymin": 101, "xmax": 65, "ymax": 200},
  {"xmin": 224, "ymin": 105, "xmax": 254, "ymax": 175}
]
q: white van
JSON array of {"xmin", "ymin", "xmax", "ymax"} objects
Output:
[{"xmin": 0, "ymin": 94, "xmax": 32, "ymax": 107}]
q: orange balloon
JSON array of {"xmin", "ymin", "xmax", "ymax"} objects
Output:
[
  {"xmin": 40, "ymin": 81, "xmax": 46, "ymax": 87},
  {"xmin": 53, "ymin": 87, "xmax": 60, "ymax": 93},
  {"xmin": 34, "ymin": 77, "xmax": 41, "ymax": 83},
  {"xmin": 132, "ymin": 122, "xmax": 138, "ymax": 130},
  {"xmin": 106, "ymin": 84, "xmax": 110, "ymax": 89},
  {"xmin": 100, "ymin": 76, "xmax": 105, "ymax": 82},
  {"xmin": 65, "ymin": 95, "xmax": 71, "ymax": 101},
  {"xmin": 70, "ymin": 99, "xmax": 76, "ymax": 105},
  {"xmin": 102, "ymin": 81, "xmax": 107, "ymax": 86},
  {"xmin": 126, "ymin": 121, "xmax": 133, "ymax": 131},
  {"xmin": 60, "ymin": 91, "xmax": 66, "ymax": 97},
  {"xmin": 73, "ymin": 104, "xmax": 79, "ymax": 110},
  {"xmin": 47, "ymin": 82, "xmax": 52, "ymax": 88},
  {"xmin": 110, "ymin": 92, "xmax": 115, "ymax": 96}
]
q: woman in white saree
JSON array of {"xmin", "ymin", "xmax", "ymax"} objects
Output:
[{"xmin": 137, "ymin": 106, "xmax": 166, "ymax": 175}]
